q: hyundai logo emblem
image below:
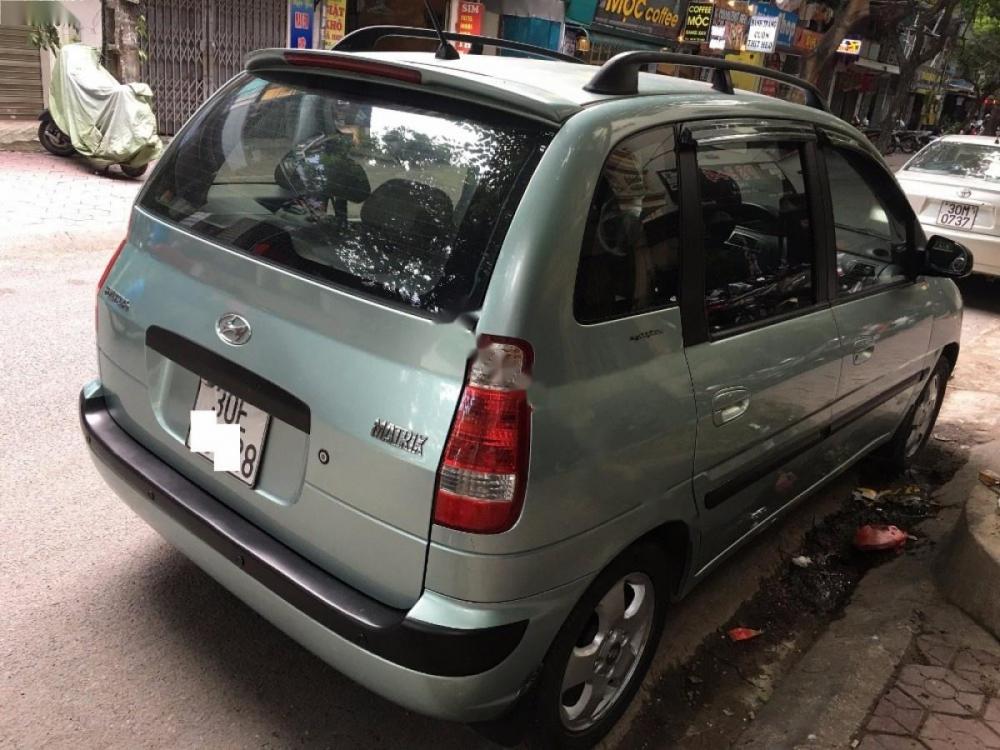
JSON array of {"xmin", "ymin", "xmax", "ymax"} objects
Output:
[{"xmin": 216, "ymin": 313, "xmax": 252, "ymax": 346}]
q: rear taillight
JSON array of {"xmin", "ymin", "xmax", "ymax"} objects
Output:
[
  {"xmin": 96, "ymin": 237, "xmax": 126, "ymax": 331},
  {"xmin": 433, "ymin": 336, "xmax": 533, "ymax": 534}
]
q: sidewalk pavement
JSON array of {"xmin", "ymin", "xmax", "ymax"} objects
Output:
[
  {"xmin": 0, "ymin": 151, "xmax": 142, "ymax": 247},
  {"xmin": 736, "ymin": 439, "xmax": 1000, "ymax": 750}
]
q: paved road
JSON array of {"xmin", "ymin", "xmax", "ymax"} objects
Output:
[{"xmin": 1, "ymin": 150, "xmax": 998, "ymax": 750}]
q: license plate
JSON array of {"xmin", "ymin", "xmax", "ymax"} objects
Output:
[
  {"xmin": 187, "ymin": 379, "xmax": 271, "ymax": 487},
  {"xmin": 937, "ymin": 201, "xmax": 978, "ymax": 229}
]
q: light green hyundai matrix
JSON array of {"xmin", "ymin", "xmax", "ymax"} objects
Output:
[{"xmin": 81, "ymin": 27, "xmax": 971, "ymax": 749}]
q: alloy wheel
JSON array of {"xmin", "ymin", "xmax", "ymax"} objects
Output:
[
  {"xmin": 559, "ymin": 572, "xmax": 655, "ymax": 732},
  {"xmin": 905, "ymin": 372, "xmax": 941, "ymax": 458}
]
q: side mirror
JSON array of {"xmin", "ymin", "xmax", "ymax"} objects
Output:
[{"xmin": 923, "ymin": 235, "xmax": 974, "ymax": 278}]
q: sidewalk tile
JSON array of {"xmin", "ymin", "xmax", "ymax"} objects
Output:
[
  {"xmin": 858, "ymin": 734, "xmax": 928, "ymax": 749},
  {"xmin": 953, "ymin": 649, "xmax": 1000, "ymax": 694},
  {"xmin": 867, "ymin": 688, "xmax": 926, "ymax": 735},
  {"xmin": 918, "ymin": 635, "xmax": 960, "ymax": 668},
  {"xmin": 920, "ymin": 714, "xmax": 1000, "ymax": 748},
  {"xmin": 897, "ymin": 665, "xmax": 985, "ymax": 715}
]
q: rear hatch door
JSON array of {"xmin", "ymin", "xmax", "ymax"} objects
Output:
[{"xmin": 96, "ymin": 66, "xmax": 552, "ymax": 608}]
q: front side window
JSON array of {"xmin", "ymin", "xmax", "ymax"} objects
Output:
[
  {"xmin": 826, "ymin": 148, "xmax": 908, "ymax": 297},
  {"xmin": 574, "ymin": 128, "xmax": 681, "ymax": 323},
  {"xmin": 141, "ymin": 74, "xmax": 552, "ymax": 315},
  {"xmin": 696, "ymin": 141, "xmax": 815, "ymax": 333}
]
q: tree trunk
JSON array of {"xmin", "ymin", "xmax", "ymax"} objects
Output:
[
  {"xmin": 802, "ymin": 0, "xmax": 870, "ymax": 85},
  {"xmin": 876, "ymin": 61, "xmax": 918, "ymax": 151}
]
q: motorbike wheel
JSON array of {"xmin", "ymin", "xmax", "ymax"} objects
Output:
[
  {"xmin": 901, "ymin": 137, "xmax": 917, "ymax": 154},
  {"xmin": 38, "ymin": 120, "xmax": 76, "ymax": 157},
  {"xmin": 120, "ymin": 163, "xmax": 148, "ymax": 178},
  {"xmin": 883, "ymin": 140, "xmax": 897, "ymax": 156}
]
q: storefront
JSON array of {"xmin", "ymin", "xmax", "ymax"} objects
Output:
[{"xmin": 566, "ymin": 0, "xmax": 685, "ymax": 63}]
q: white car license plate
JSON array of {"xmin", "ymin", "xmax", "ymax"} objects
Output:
[
  {"xmin": 937, "ymin": 201, "xmax": 978, "ymax": 229},
  {"xmin": 187, "ymin": 379, "xmax": 271, "ymax": 487}
]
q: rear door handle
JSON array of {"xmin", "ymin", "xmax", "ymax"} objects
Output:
[
  {"xmin": 853, "ymin": 336, "xmax": 876, "ymax": 365},
  {"xmin": 712, "ymin": 387, "xmax": 751, "ymax": 426}
]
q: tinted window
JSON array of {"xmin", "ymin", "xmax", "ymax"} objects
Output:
[
  {"xmin": 141, "ymin": 74, "xmax": 551, "ymax": 315},
  {"xmin": 827, "ymin": 149, "xmax": 908, "ymax": 297},
  {"xmin": 574, "ymin": 128, "xmax": 681, "ymax": 323},
  {"xmin": 697, "ymin": 141, "xmax": 815, "ymax": 333}
]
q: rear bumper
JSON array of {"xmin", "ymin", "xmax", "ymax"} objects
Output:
[
  {"xmin": 920, "ymin": 221, "xmax": 1000, "ymax": 276},
  {"xmin": 81, "ymin": 382, "xmax": 578, "ymax": 721}
]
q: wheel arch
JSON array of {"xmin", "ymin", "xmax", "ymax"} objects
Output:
[{"xmin": 941, "ymin": 341, "xmax": 960, "ymax": 374}]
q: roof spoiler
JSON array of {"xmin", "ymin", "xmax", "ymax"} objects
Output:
[
  {"xmin": 333, "ymin": 25, "xmax": 583, "ymax": 64},
  {"xmin": 584, "ymin": 51, "xmax": 829, "ymax": 112}
]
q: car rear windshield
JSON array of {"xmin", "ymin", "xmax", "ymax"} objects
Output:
[
  {"xmin": 140, "ymin": 73, "xmax": 553, "ymax": 315},
  {"xmin": 905, "ymin": 140, "xmax": 1000, "ymax": 183}
]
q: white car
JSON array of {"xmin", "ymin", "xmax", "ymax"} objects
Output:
[{"xmin": 897, "ymin": 134, "xmax": 1000, "ymax": 276}]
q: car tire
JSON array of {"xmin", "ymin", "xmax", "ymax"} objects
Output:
[
  {"xmin": 878, "ymin": 356, "xmax": 950, "ymax": 472},
  {"xmin": 524, "ymin": 542, "xmax": 670, "ymax": 750}
]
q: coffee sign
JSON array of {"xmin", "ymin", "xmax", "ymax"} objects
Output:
[
  {"xmin": 594, "ymin": 0, "xmax": 683, "ymax": 39},
  {"xmin": 683, "ymin": 2, "xmax": 715, "ymax": 43}
]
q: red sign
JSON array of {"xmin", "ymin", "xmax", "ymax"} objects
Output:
[{"xmin": 454, "ymin": 2, "xmax": 484, "ymax": 53}]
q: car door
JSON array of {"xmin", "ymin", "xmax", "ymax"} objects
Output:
[
  {"xmin": 677, "ymin": 119, "xmax": 843, "ymax": 576},
  {"xmin": 817, "ymin": 130, "xmax": 934, "ymax": 458}
]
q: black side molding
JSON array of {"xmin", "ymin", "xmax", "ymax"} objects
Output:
[
  {"xmin": 146, "ymin": 326, "xmax": 311, "ymax": 434},
  {"xmin": 705, "ymin": 369, "xmax": 928, "ymax": 509},
  {"xmin": 81, "ymin": 390, "xmax": 526, "ymax": 677}
]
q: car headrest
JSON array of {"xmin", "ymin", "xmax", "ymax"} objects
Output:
[
  {"xmin": 274, "ymin": 151, "xmax": 371, "ymax": 204},
  {"xmin": 700, "ymin": 169, "xmax": 741, "ymax": 207},
  {"xmin": 361, "ymin": 179, "xmax": 454, "ymax": 243}
]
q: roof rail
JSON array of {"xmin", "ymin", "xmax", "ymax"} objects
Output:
[
  {"xmin": 584, "ymin": 51, "xmax": 829, "ymax": 112},
  {"xmin": 333, "ymin": 25, "xmax": 583, "ymax": 64}
]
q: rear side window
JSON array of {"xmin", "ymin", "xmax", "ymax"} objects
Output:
[
  {"xmin": 695, "ymin": 141, "xmax": 815, "ymax": 333},
  {"xmin": 140, "ymin": 74, "xmax": 552, "ymax": 315},
  {"xmin": 574, "ymin": 128, "xmax": 681, "ymax": 323}
]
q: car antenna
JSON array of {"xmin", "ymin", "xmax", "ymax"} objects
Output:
[{"xmin": 423, "ymin": 0, "xmax": 460, "ymax": 60}]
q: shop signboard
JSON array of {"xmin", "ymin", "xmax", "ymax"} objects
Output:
[
  {"xmin": 322, "ymin": 0, "xmax": 347, "ymax": 48},
  {"xmin": 593, "ymin": 0, "xmax": 683, "ymax": 40},
  {"xmin": 712, "ymin": 2, "xmax": 750, "ymax": 51},
  {"xmin": 454, "ymin": 1, "xmax": 484, "ymax": 53},
  {"xmin": 290, "ymin": 0, "xmax": 314, "ymax": 48},
  {"xmin": 776, "ymin": 11, "xmax": 797, "ymax": 47},
  {"xmin": 709, "ymin": 24, "xmax": 727, "ymax": 49},
  {"xmin": 837, "ymin": 37, "xmax": 862, "ymax": 54},
  {"xmin": 794, "ymin": 26, "xmax": 821, "ymax": 54},
  {"xmin": 746, "ymin": 4, "xmax": 780, "ymax": 53},
  {"xmin": 683, "ymin": 2, "xmax": 715, "ymax": 43}
]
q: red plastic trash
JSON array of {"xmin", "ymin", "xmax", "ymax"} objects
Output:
[
  {"xmin": 853, "ymin": 524, "xmax": 908, "ymax": 551},
  {"xmin": 727, "ymin": 627, "xmax": 763, "ymax": 642}
]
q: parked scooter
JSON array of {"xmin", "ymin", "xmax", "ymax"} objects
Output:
[
  {"xmin": 38, "ymin": 43, "xmax": 162, "ymax": 178},
  {"xmin": 38, "ymin": 109, "xmax": 148, "ymax": 176}
]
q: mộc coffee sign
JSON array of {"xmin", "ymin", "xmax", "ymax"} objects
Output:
[
  {"xmin": 683, "ymin": 2, "xmax": 715, "ymax": 43},
  {"xmin": 594, "ymin": 0, "xmax": 683, "ymax": 39}
]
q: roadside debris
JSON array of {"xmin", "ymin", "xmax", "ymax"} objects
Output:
[
  {"xmin": 791, "ymin": 555, "xmax": 813, "ymax": 568},
  {"xmin": 979, "ymin": 469, "xmax": 1000, "ymax": 491},
  {"xmin": 853, "ymin": 524, "xmax": 908, "ymax": 552},
  {"xmin": 727, "ymin": 627, "xmax": 763, "ymax": 642}
]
